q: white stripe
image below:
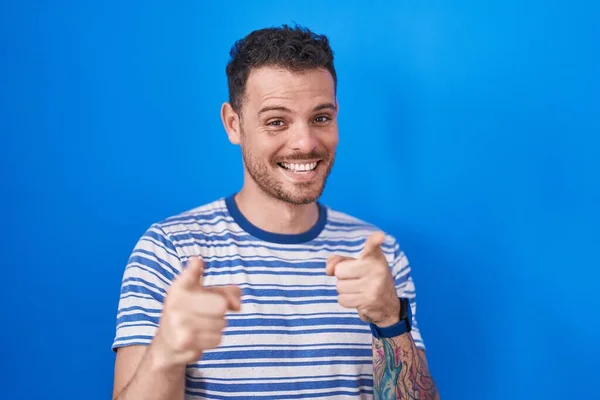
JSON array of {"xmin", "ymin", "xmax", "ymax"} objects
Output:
[
  {"xmin": 223, "ymin": 324, "xmax": 370, "ymax": 333},
  {"xmin": 202, "ymin": 343, "xmax": 370, "ymax": 352},
  {"xmin": 187, "ymin": 373, "xmax": 373, "ymax": 384}
]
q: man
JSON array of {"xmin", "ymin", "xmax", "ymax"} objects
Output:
[{"xmin": 112, "ymin": 25, "xmax": 439, "ymax": 400}]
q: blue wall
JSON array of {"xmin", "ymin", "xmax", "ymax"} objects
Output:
[{"xmin": 2, "ymin": 1, "xmax": 599, "ymax": 399}]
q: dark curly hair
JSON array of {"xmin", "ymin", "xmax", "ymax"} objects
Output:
[{"xmin": 225, "ymin": 24, "xmax": 337, "ymax": 113}]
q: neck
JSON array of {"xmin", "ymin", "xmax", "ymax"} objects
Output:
[{"xmin": 234, "ymin": 184, "xmax": 320, "ymax": 235}]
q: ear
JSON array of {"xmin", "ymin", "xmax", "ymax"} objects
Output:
[{"xmin": 221, "ymin": 102, "xmax": 241, "ymax": 145}]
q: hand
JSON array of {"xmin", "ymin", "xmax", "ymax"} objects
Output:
[
  {"xmin": 151, "ymin": 257, "xmax": 242, "ymax": 369},
  {"xmin": 325, "ymin": 231, "xmax": 400, "ymax": 327}
]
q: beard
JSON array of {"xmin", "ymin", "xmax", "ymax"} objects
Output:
[{"xmin": 240, "ymin": 136, "xmax": 335, "ymax": 206}]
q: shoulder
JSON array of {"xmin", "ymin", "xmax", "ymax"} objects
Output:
[
  {"xmin": 133, "ymin": 197, "xmax": 236, "ymax": 257},
  {"xmin": 322, "ymin": 204, "xmax": 402, "ymax": 256},
  {"xmin": 151, "ymin": 197, "xmax": 233, "ymax": 238}
]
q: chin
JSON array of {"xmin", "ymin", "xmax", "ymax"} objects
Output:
[
  {"xmin": 273, "ymin": 181, "xmax": 327, "ymax": 205},
  {"xmin": 244, "ymin": 155, "xmax": 332, "ymax": 206}
]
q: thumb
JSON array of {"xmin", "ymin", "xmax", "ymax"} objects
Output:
[
  {"xmin": 221, "ymin": 286, "xmax": 243, "ymax": 312},
  {"xmin": 179, "ymin": 257, "xmax": 205, "ymax": 288},
  {"xmin": 359, "ymin": 231, "xmax": 386, "ymax": 260},
  {"xmin": 325, "ymin": 254, "xmax": 353, "ymax": 276}
]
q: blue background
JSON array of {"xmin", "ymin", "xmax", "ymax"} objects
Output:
[{"xmin": 2, "ymin": 1, "xmax": 599, "ymax": 399}]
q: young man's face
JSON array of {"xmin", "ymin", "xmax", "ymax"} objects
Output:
[{"xmin": 237, "ymin": 66, "xmax": 339, "ymax": 205}]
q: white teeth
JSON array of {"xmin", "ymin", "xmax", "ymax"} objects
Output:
[{"xmin": 281, "ymin": 162, "xmax": 318, "ymax": 172}]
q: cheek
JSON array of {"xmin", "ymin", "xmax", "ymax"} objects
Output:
[
  {"xmin": 244, "ymin": 135, "xmax": 284, "ymax": 163},
  {"xmin": 321, "ymin": 129, "xmax": 339, "ymax": 152}
]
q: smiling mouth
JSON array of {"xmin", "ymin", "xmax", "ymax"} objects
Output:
[{"xmin": 277, "ymin": 161, "xmax": 320, "ymax": 173}]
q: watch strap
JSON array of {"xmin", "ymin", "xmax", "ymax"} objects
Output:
[{"xmin": 369, "ymin": 297, "xmax": 412, "ymax": 339}]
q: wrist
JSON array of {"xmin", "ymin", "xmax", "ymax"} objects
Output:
[
  {"xmin": 370, "ymin": 297, "xmax": 412, "ymax": 339},
  {"xmin": 148, "ymin": 336, "xmax": 189, "ymax": 374},
  {"xmin": 376, "ymin": 296, "xmax": 401, "ymax": 328}
]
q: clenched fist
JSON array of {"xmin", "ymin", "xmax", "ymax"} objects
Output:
[
  {"xmin": 151, "ymin": 257, "xmax": 241, "ymax": 369},
  {"xmin": 325, "ymin": 231, "xmax": 400, "ymax": 327}
]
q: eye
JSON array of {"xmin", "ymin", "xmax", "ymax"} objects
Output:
[
  {"xmin": 267, "ymin": 120, "xmax": 285, "ymax": 127},
  {"xmin": 314, "ymin": 115, "xmax": 331, "ymax": 123}
]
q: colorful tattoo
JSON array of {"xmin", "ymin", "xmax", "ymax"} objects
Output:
[{"xmin": 373, "ymin": 334, "xmax": 439, "ymax": 399}]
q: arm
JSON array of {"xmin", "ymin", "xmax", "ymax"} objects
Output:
[
  {"xmin": 326, "ymin": 231, "xmax": 439, "ymax": 399},
  {"xmin": 113, "ymin": 345, "xmax": 185, "ymax": 400},
  {"xmin": 111, "ymin": 225, "xmax": 241, "ymax": 400},
  {"xmin": 112, "ymin": 258, "xmax": 240, "ymax": 400},
  {"xmin": 111, "ymin": 224, "xmax": 186, "ymax": 400},
  {"xmin": 371, "ymin": 233, "xmax": 439, "ymax": 399},
  {"xmin": 373, "ymin": 333, "xmax": 439, "ymax": 399}
]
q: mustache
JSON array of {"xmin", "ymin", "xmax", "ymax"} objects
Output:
[{"xmin": 273, "ymin": 150, "xmax": 329, "ymax": 163}]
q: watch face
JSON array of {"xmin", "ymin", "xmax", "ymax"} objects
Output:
[{"xmin": 401, "ymin": 298, "xmax": 412, "ymax": 328}]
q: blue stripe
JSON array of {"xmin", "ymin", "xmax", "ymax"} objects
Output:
[
  {"xmin": 191, "ymin": 359, "xmax": 372, "ymax": 369},
  {"xmin": 113, "ymin": 334, "xmax": 153, "ymax": 343},
  {"xmin": 201, "ymin": 348, "xmax": 371, "ymax": 361},
  {"xmin": 117, "ymin": 312, "xmax": 160, "ymax": 326},
  {"xmin": 117, "ymin": 305, "xmax": 162, "ymax": 313},
  {"xmin": 133, "ymin": 248, "xmax": 179, "ymax": 275},
  {"xmin": 145, "ymin": 226, "xmax": 178, "ymax": 253},
  {"xmin": 226, "ymin": 317, "xmax": 365, "ymax": 328},
  {"xmin": 240, "ymin": 299, "xmax": 339, "ymax": 305},
  {"xmin": 119, "ymin": 285, "xmax": 165, "ymax": 302},
  {"xmin": 326, "ymin": 220, "xmax": 374, "ymax": 229},
  {"xmin": 206, "ymin": 269, "xmax": 328, "ymax": 277},
  {"xmin": 120, "ymin": 277, "xmax": 167, "ymax": 296},
  {"xmin": 230, "ymin": 282, "xmax": 335, "ymax": 288},
  {"xmin": 200, "ymin": 255, "xmax": 403, "ymax": 270},
  {"xmin": 127, "ymin": 255, "xmax": 175, "ymax": 286},
  {"xmin": 186, "ymin": 373, "xmax": 372, "ymax": 382},
  {"xmin": 395, "ymin": 276, "xmax": 412, "ymax": 288},
  {"xmin": 187, "ymin": 377, "xmax": 373, "ymax": 392},
  {"xmin": 185, "ymin": 388, "xmax": 373, "ymax": 400},
  {"xmin": 120, "ymin": 285, "xmax": 165, "ymax": 303},
  {"xmin": 241, "ymin": 288, "xmax": 336, "ymax": 297},
  {"xmin": 163, "ymin": 209, "xmax": 230, "ymax": 225},
  {"xmin": 205, "ymin": 258, "xmax": 328, "ymax": 270},
  {"xmin": 202, "ymin": 254, "xmax": 324, "ymax": 264},
  {"xmin": 394, "ymin": 263, "xmax": 411, "ymax": 277}
]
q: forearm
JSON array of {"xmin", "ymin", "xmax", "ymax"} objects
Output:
[
  {"xmin": 114, "ymin": 343, "xmax": 186, "ymax": 400},
  {"xmin": 372, "ymin": 333, "xmax": 439, "ymax": 400}
]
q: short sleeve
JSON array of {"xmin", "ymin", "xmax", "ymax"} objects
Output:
[
  {"xmin": 111, "ymin": 224, "xmax": 182, "ymax": 351},
  {"xmin": 389, "ymin": 239, "xmax": 426, "ymax": 350}
]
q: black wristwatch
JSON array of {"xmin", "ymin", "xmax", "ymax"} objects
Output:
[{"xmin": 369, "ymin": 297, "xmax": 412, "ymax": 339}]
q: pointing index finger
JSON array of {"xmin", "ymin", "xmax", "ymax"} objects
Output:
[
  {"xmin": 359, "ymin": 231, "xmax": 386, "ymax": 260},
  {"xmin": 180, "ymin": 257, "xmax": 205, "ymax": 288}
]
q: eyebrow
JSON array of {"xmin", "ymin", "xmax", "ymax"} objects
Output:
[
  {"xmin": 257, "ymin": 102, "xmax": 337, "ymax": 116},
  {"xmin": 313, "ymin": 102, "xmax": 337, "ymax": 112}
]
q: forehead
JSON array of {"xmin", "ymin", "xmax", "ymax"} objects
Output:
[{"xmin": 242, "ymin": 66, "xmax": 336, "ymax": 112}]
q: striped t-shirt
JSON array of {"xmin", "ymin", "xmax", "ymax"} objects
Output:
[{"xmin": 112, "ymin": 195, "xmax": 425, "ymax": 399}]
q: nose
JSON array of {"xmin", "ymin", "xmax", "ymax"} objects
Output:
[{"xmin": 289, "ymin": 122, "xmax": 318, "ymax": 154}]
